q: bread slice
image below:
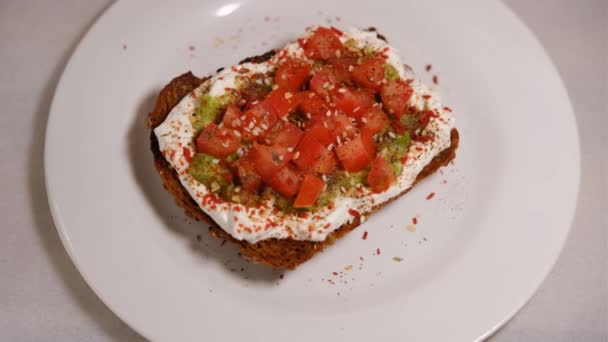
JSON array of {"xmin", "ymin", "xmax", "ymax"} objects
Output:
[{"xmin": 147, "ymin": 45, "xmax": 459, "ymax": 270}]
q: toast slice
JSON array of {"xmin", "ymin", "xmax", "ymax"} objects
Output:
[{"xmin": 147, "ymin": 29, "xmax": 459, "ymax": 269}]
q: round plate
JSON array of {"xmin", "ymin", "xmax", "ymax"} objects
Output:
[{"xmin": 45, "ymin": 0, "xmax": 579, "ymax": 340}]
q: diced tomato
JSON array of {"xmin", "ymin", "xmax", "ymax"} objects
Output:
[
  {"xmin": 360, "ymin": 128, "xmax": 376, "ymax": 158},
  {"xmin": 306, "ymin": 121, "xmax": 334, "ymax": 146},
  {"xmin": 293, "ymin": 133, "xmax": 337, "ymax": 174},
  {"xmin": 299, "ymin": 91, "xmax": 330, "ymax": 117},
  {"xmin": 327, "ymin": 54, "xmax": 357, "ymax": 79},
  {"xmin": 196, "ymin": 123, "xmax": 241, "ymax": 158},
  {"xmin": 264, "ymin": 89, "xmax": 300, "ymax": 118},
  {"xmin": 252, "ymin": 143, "xmax": 292, "ymax": 180},
  {"xmin": 293, "ymin": 174, "xmax": 326, "ymax": 208},
  {"xmin": 232, "ymin": 153, "xmax": 262, "ymax": 193},
  {"xmin": 332, "ymin": 113, "xmax": 357, "ymax": 138},
  {"xmin": 266, "ymin": 165, "xmax": 302, "ymax": 197},
  {"xmin": 380, "ymin": 80, "xmax": 413, "ymax": 115},
  {"xmin": 303, "ymin": 27, "xmax": 344, "ymax": 60},
  {"xmin": 335, "ymin": 131, "xmax": 375, "ymax": 172},
  {"xmin": 332, "ymin": 88, "xmax": 374, "ymax": 117},
  {"xmin": 265, "ymin": 122, "xmax": 303, "ymax": 148},
  {"xmin": 222, "ymin": 104, "xmax": 242, "ymax": 128},
  {"xmin": 367, "ymin": 156, "xmax": 396, "ymax": 193},
  {"xmin": 241, "ymin": 101, "xmax": 278, "ymax": 141},
  {"xmin": 309, "ymin": 66, "xmax": 339, "ymax": 97},
  {"xmin": 352, "ymin": 57, "xmax": 386, "ymax": 89},
  {"xmin": 312, "ymin": 149, "xmax": 338, "ymax": 174},
  {"xmin": 361, "ymin": 107, "xmax": 389, "ymax": 135},
  {"xmin": 274, "ymin": 59, "xmax": 311, "ymax": 91}
]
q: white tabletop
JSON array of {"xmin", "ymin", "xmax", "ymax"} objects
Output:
[{"xmin": 0, "ymin": 0, "xmax": 605, "ymax": 340}]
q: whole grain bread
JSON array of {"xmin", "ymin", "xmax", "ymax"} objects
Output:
[{"xmin": 146, "ymin": 51, "xmax": 459, "ymax": 270}]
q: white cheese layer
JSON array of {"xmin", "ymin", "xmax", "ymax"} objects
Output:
[{"xmin": 154, "ymin": 28, "xmax": 455, "ymax": 243}]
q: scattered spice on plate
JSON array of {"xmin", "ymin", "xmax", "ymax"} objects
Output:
[
  {"xmin": 362, "ymin": 231, "xmax": 368, "ymax": 240},
  {"xmin": 425, "ymin": 64, "xmax": 432, "ymax": 72},
  {"xmin": 432, "ymin": 75, "xmax": 439, "ymax": 84},
  {"xmin": 407, "ymin": 225, "xmax": 417, "ymax": 232},
  {"xmin": 392, "ymin": 257, "xmax": 403, "ymax": 262},
  {"xmin": 426, "ymin": 192, "xmax": 436, "ymax": 200}
]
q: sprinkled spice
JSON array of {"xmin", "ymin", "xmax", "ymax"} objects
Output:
[
  {"xmin": 412, "ymin": 217, "xmax": 418, "ymax": 224},
  {"xmin": 426, "ymin": 192, "xmax": 435, "ymax": 200},
  {"xmin": 182, "ymin": 147, "xmax": 193, "ymax": 162},
  {"xmin": 376, "ymin": 248, "xmax": 381, "ymax": 255},
  {"xmin": 348, "ymin": 209, "xmax": 361, "ymax": 218},
  {"xmin": 362, "ymin": 231, "xmax": 368, "ymax": 240},
  {"xmin": 392, "ymin": 257, "xmax": 403, "ymax": 262},
  {"xmin": 432, "ymin": 75, "xmax": 439, "ymax": 84},
  {"xmin": 279, "ymin": 274, "xmax": 284, "ymax": 279}
]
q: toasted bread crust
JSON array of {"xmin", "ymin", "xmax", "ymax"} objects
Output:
[{"xmin": 147, "ymin": 56, "xmax": 459, "ymax": 270}]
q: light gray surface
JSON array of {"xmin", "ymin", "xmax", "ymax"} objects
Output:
[{"xmin": 0, "ymin": 0, "xmax": 605, "ymax": 341}]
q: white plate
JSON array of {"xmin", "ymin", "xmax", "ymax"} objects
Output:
[{"xmin": 45, "ymin": 0, "xmax": 579, "ymax": 341}]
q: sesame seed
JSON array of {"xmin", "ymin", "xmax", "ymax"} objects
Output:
[
  {"xmin": 252, "ymin": 128, "xmax": 260, "ymax": 136},
  {"xmin": 321, "ymin": 174, "xmax": 328, "ymax": 182},
  {"xmin": 308, "ymin": 92, "xmax": 315, "ymax": 98},
  {"xmin": 340, "ymin": 186, "xmax": 347, "ymax": 193},
  {"xmin": 261, "ymin": 123, "xmax": 268, "ymax": 130},
  {"xmin": 327, "ymin": 143, "xmax": 334, "ymax": 151},
  {"xmin": 360, "ymin": 215, "xmax": 367, "ymax": 223},
  {"xmin": 212, "ymin": 159, "xmax": 220, "ymax": 164},
  {"xmin": 335, "ymin": 50, "xmax": 341, "ymax": 58},
  {"xmin": 306, "ymin": 113, "xmax": 312, "ymax": 119},
  {"xmin": 278, "ymin": 155, "xmax": 284, "ymax": 161},
  {"xmin": 240, "ymin": 115, "xmax": 246, "ymax": 121},
  {"xmin": 328, "ymin": 84, "xmax": 335, "ymax": 90},
  {"xmin": 348, "ymin": 65, "xmax": 354, "ymax": 72},
  {"xmin": 294, "ymin": 151, "xmax": 300, "ymax": 159},
  {"xmin": 248, "ymin": 121, "xmax": 254, "ymax": 129},
  {"xmin": 353, "ymin": 106, "xmax": 360, "ymax": 113},
  {"xmin": 345, "ymin": 125, "xmax": 353, "ymax": 131},
  {"xmin": 272, "ymin": 84, "xmax": 279, "ymax": 90},
  {"xmin": 326, "ymin": 110, "xmax": 331, "ymax": 117},
  {"xmin": 281, "ymin": 116, "xmax": 289, "ymax": 122},
  {"xmin": 336, "ymin": 136, "xmax": 342, "ymax": 144},
  {"xmin": 388, "ymin": 131, "xmax": 396, "ymax": 138},
  {"xmin": 264, "ymin": 78, "xmax": 271, "ymax": 86},
  {"xmin": 281, "ymin": 74, "xmax": 287, "ymax": 80},
  {"xmin": 287, "ymin": 147, "xmax": 294, "ymax": 152},
  {"xmin": 233, "ymin": 130, "xmax": 241, "ymax": 137},
  {"xmin": 218, "ymin": 122, "xmax": 224, "ymax": 128},
  {"xmin": 234, "ymin": 187, "xmax": 241, "ymax": 193},
  {"xmin": 338, "ymin": 88, "xmax": 347, "ymax": 93},
  {"xmin": 265, "ymin": 139, "xmax": 271, "ymax": 144},
  {"xmin": 361, "ymin": 117, "xmax": 368, "ymax": 123},
  {"xmin": 251, "ymin": 100, "xmax": 259, "ymax": 105},
  {"xmin": 323, "ymin": 121, "xmax": 328, "ymax": 128},
  {"xmin": 323, "ymin": 82, "xmax": 330, "ymax": 89},
  {"xmin": 284, "ymin": 92, "xmax": 293, "ymax": 99},
  {"xmin": 255, "ymin": 79, "xmax": 263, "ymax": 84}
]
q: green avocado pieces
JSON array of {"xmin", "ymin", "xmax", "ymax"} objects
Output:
[
  {"xmin": 192, "ymin": 93, "xmax": 235, "ymax": 132},
  {"xmin": 385, "ymin": 64, "xmax": 400, "ymax": 81},
  {"xmin": 188, "ymin": 153, "xmax": 232, "ymax": 192},
  {"xmin": 379, "ymin": 131, "xmax": 411, "ymax": 175}
]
